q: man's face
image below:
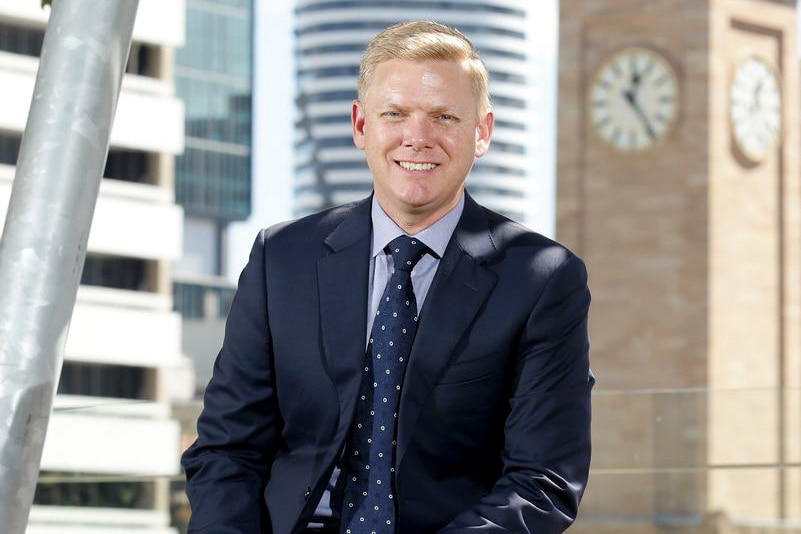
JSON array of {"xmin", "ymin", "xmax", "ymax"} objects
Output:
[{"xmin": 352, "ymin": 58, "xmax": 493, "ymax": 228}]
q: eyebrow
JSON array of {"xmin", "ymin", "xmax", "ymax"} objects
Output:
[
  {"xmin": 428, "ymin": 106, "xmax": 458, "ymax": 115},
  {"xmin": 378, "ymin": 102, "xmax": 459, "ymax": 115}
]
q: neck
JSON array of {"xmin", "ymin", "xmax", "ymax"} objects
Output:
[{"xmin": 377, "ymin": 194, "xmax": 462, "ymax": 235}]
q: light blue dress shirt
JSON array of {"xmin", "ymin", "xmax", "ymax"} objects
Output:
[{"xmin": 366, "ymin": 194, "xmax": 464, "ymax": 343}]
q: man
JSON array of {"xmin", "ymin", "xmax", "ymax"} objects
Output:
[{"xmin": 182, "ymin": 20, "xmax": 593, "ymax": 534}]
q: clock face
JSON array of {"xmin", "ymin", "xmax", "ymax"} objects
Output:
[
  {"xmin": 589, "ymin": 47, "xmax": 679, "ymax": 152},
  {"xmin": 730, "ymin": 57, "xmax": 781, "ymax": 162}
]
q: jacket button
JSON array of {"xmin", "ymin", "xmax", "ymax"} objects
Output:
[{"xmin": 304, "ymin": 488, "xmax": 311, "ymax": 499}]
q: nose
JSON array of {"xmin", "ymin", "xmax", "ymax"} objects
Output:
[{"xmin": 402, "ymin": 116, "xmax": 434, "ymax": 150}]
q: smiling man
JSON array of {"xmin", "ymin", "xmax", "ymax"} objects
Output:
[{"xmin": 182, "ymin": 21, "xmax": 593, "ymax": 534}]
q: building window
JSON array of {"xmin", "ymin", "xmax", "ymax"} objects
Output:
[
  {"xmin": 0, "ymin": 22, "xmax": 44, "ymax": 57},
  {"xmin": 2, "ymin": 134, "xmax": 156, "ymax": 184},
  {"xmin": 471, "ymin": 164, "xmax": 525, "ymax": 177},
  {"xmin": 491, "ymin": 71, "xmax": 527, "ymax": 85},
  {"xmin": 491, "ymin": 95, "xmax": 526, "ymax": 109},
  {"xmin": 104, "ymin": 149, "xmax": 153, "ymax": 183},
  {"xmin": 297, "ymin": 22, "xmax": 525, "ymax": 41},
  {"xmin": 0, "ymin": 131, "xmax": 21, "ymax": 166},
  {"xmin": 126, "ymin": 41, "xmax": 159, "ymax": 77},
  {"xmin": 490, "ymin": 141, "xmax": 526, "ymax": 155},
  {"xmin": 81, "ymin": 254, "xmax": 150, "ymax": 291},
  {"xmin": 34, "ymin": 472, "xmax": 155, "ymax": 509},
  {"xmin": 57, "ymin": 361, "xmax": 152, "ymax": 400},
  {"xmin": 494, "ymin": 119, "xmax": 526, "ymax": 131},
  {"xmin": 298, "ymin": 89, "xmax": 358, "ymax": 105},
  {"xmin": 177, "ymin": 77, "xmax": 252, "ymax": 145},
  {"xmin": 0, "ymin": 23, "xmax": 157, "ymax": 78},
  {"xmin": 295, "ymin": 1, "xmax": 525, "ymax": 17},
  {"xmin": 174, "ymin": 280, "xmax": 236, "ymax": 320},
  {"xmin": 176, "ymin": 147, "xmax": 251, "ymax": 220},
  {"xmin": 297, "ymin": 65, "xmax": 359, "ymax": 82}
]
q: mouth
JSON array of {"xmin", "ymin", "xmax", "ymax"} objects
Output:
[{"xmin": 396, "ymin": 161, "xmax": 439, "ymax": 172}]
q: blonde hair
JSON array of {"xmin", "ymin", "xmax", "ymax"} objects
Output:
[{"xmin": 358, "ymin": 20, "xmax": 491, "ymax": 115}]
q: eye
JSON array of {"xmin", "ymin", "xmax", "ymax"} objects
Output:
[
  {"xmin": 436, "ymin": 113, "xmax": 460, "ymax": 123},
  {"xmin": 382, "ymin": 110, "xmax": 402, "ymax": 118}
]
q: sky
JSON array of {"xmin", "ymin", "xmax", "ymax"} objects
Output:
[{"xmin": 226, "ymin": 1, "xmax": 560, "ymax": 279}]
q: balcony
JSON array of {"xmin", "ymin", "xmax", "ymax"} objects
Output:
[
  {"xmin": 0, "ymin": 165, "xmax": 182, "ymax": 261},
  {"xmin": 0, "ymin": 50, "xmax": 184, "ymax": 154},
  {"xmin": 0, "ymin": 0, "xmax": 185, "ymax": 48},
  {"xmin": 28, "ymin": 506, "xmax": 176, "ymax": 534},
  {"xmin": 66, "ymin": 286, "xmax": 182, "ymax": 368},
  {"xmin": 40, "ymin": 410, "xmax": 180, "ymax": 476}
]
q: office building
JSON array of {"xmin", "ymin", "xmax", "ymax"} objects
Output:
[
  {"xmin": 0, "ymin": 1, "xmax": 188, "ymax": 532},
  {"xmin": 173, "ymin": 0, "xmax": 253, "ymax": 395}
]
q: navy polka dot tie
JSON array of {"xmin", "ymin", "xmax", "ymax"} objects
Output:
[{"xmin": 340, "ymin": 235, "xmax": 428, "ymax": 534}]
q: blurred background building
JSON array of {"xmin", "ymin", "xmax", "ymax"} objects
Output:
[
  {"xmin": 168, "ymin": 1, "xmax": 254, "ymax": 531},
  {"xmin": 172, "ymin": 0, "xmax": 253, "ymax": 399},
  {"xmin": 559, "ymin": 0, "xmax": 801, "ymax": 532},
  {"xmin": 0, "ymin": 0, "xmax": 190, "ymax": 533},
  {"xmin": 293, "ymin": 0, "xmax": 551, "ymax": 229}
]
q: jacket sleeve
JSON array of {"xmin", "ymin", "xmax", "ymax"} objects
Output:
[
  {"xmin": 439, "ymin": 253, "xmax": 594, "ymax": 533},
  {"xmin": 181, "ymin": 230, "xmax": 282, "ymax": 534}
]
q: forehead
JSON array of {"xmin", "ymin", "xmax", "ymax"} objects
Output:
[{"xmin": 367, "ymin": 59, "xmax": 475, "ymax": 108}]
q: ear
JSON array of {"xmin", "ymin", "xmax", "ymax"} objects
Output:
[
  {"xmin": 352, "ymin": 100, "xmax": 366, "ymax": 150},
  {"xmin": 474, "ymin": 110, "xmax": 494, "ymax": 157}
]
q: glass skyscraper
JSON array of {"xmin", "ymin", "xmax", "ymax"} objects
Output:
[
  {"xmin": 173, "ymin": 0, "xmax": 253, "ymax": 394},
  {"xmin": 171, "ymin": 1, "xmax": 254, "ymax": 530},
  {"xmin": 176, "ymin": 0, "xmax": 253, "ymax": 224},
  {"xmin": 294, "ymin": 0, "xmax": 547, "ymax": 227}
]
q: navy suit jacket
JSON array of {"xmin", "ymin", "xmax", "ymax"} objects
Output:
[{"xmin": 181, "ymin": 193, "xmax": 593, "ymax": 534}]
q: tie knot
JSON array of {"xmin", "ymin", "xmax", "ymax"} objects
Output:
[{"xmin": 387, "ymin": 235, "xmax": 428, "ymax": 272}]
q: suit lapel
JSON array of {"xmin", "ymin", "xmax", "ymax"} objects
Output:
[
  {"xmin": 396, "ymin": 194, "xmax": 498, "ymax": 468},
  {"xmin": 317, "ymin": 199, "xmax": 372, "ymax": 427}
]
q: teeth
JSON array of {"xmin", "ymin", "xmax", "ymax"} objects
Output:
[{"xmin": 399, "ymin": 161, "xmax": 438, "ymax": 171}]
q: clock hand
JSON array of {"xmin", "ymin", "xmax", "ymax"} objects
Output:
[
  {"xmin": 621, "ymin": 66, "xmax": 657, "ymax": 139},
  {"xmin": 632, "ymin": 70, "xmax": 642, "ymax": 89},
  {"xmin": 623, "ymin": 88, "xmax": 656, "ymax": 139},
  {"xmin": 752, "ymin": 79, "xmax": 763, "ymax": 114}
]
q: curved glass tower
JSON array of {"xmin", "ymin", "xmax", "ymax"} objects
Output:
[{"xmin": 294, "ymin": 0, "xmax": 549, "ymax": 228}]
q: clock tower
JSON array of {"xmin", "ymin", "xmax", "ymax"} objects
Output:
[{"xmin": 558, "ymin": 0, "xmax": 801, "ymax": 532}]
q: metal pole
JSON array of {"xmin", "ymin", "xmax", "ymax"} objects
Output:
[{"xmin": 0, "ymin": 1, "xmax": 139, "ymax": 531}]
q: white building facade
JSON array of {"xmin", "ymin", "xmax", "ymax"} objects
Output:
[
  {"xmin": 0, "ymin": 1, "xmax": 190, "ymax": 532},
  {"xmin": 294, "ymin": 0, "xmax": 552, "ymax": 229}
]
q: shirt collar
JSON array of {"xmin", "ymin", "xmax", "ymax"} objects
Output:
[{"xmin": 371, "ymin": 193, "xmax": 464, "ymax": 260}]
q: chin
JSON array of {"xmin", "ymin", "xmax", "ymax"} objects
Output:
[{"xmin": 395, "ymin": 188, "xmax": 434, "ymax": 210}]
